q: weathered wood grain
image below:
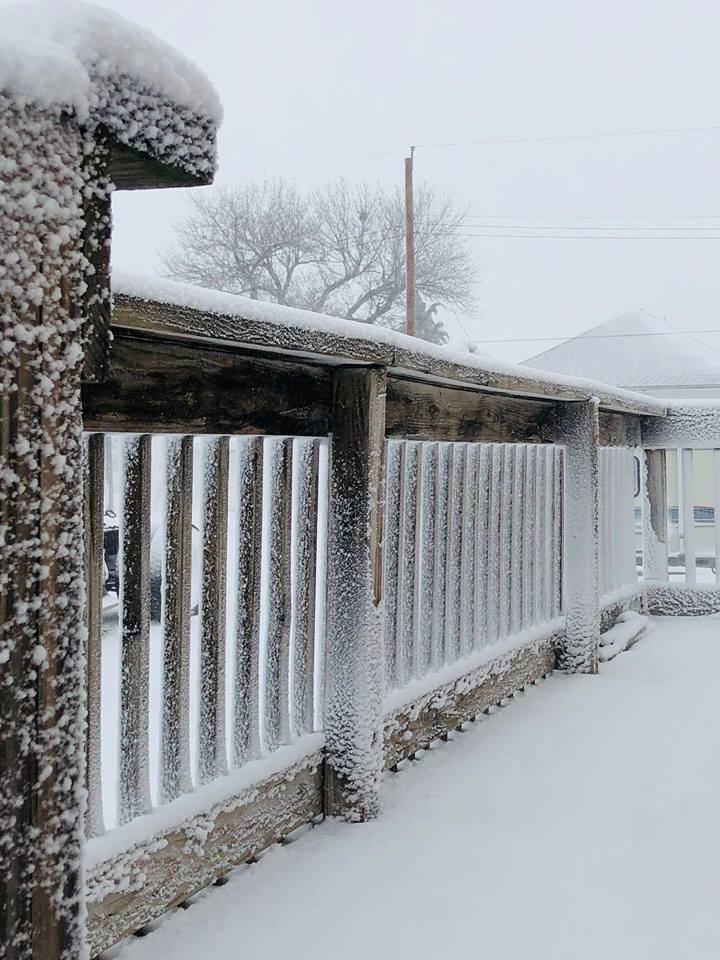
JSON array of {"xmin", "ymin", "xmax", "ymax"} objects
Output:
[
  {"xmin": 82, "ymin": 333, "xmax": 331, "ymax": 436},
  {"xmin": 599, "ymin": 411, "xmax": 642, "ymax": 447},
  {"xmin": 111, "ymin": 296, "xmax": 665, "ymax": 417},
  {"xmin": 324, "ymin": 366, "xmax": 386, "ymax": 820},
  {"xmin": 233, "ymin": 437, "xmax": 264, "ymax": 764},
  {"xmin": 86, "ymin": 755, "xmax": 324, "ymax": 957},
  {"xmin": 264, "ymin": 438, "xmax": 293, "ymax": 752},
  {"xmin": 291, "ymin": 439, "xmax": 321, "ymax": 737},
  {"xmin": 82, "ymin": 434, "xmax": 105, "ymax": 837},
  {"xmin": 199, "ymin": 437, "xmax": 230, "ymax": 784},
  {"xmin": 383, "ymin": 635, "xmax": 558, "ymax": 768},
  {"xmin": 161, "ymin": 436, "xmax": 194, "ymax": 802},
  {"xmin": 386, "ymin": 378, "xmax": 558, "ymax": 443},
  {"xmin": 119, "ymin": 435, "xmax": 152, "ymax": 824}
]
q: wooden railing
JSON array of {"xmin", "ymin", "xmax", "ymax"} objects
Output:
[{"xmin": 77, "ymin": 281, "xmax": 666, "ymax": 954}]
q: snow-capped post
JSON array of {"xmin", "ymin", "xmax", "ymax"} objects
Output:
[
  {"xmin": 0, "ymin": 6, "xmax": 220, "ymax": 958},
  {"xmin": 324, "ymin": 366, "xmax": 387, "ymax": 820},
  {"xmin": 642, "ymin": 450, "xmax": 669, "ymax": 581},
  {"xmin": 556, "ymin": 399, "xmax": 601, "ymax": 673}
]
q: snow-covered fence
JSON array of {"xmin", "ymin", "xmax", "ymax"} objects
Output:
[
  {"xmin": 598, "ymin": 447, "xmax": 638, "ymax": 598},
  {"xmin": 383, "ymin": 441, "xmax": 563, "ymax": 694},
  {"xmin": 82, "ymin": 433, "xmax": 326, "ymax": 839}
]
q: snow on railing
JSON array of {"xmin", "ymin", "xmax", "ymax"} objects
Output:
[
  {"xmin": 382, "ymin": 441, "xmax": 563, "ymax": 695},
  {"xmin": 83, "ymin": 433, "xmax": 326, "ymax": 837},
  {"xmin": 598, "ymin": 447, "xmax": 638, "ymax": 598}
]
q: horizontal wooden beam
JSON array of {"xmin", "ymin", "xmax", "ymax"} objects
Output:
[
  {"xmin": 599, "ymin": 411, "xmax": 642, "ymax": 447},
  {"xmin": 110, "ymin": 143, "xmax": 212, "ymax": 191},
  {"xmin": 386, "ymin": 377, "xmax": 557, "ymax": 443},
  {"xmin": 81, "ymin": 331, "xmax": 331, "ymax": 436},
  {"xmin": 86, "ymin": 754, "xmax": 323, "ymax": 956},
  {"xmin": 111, "ymin": 295, "xmax": 666, "ymax": 418},
  {"xmin": 383, "ymin": 635, "xmax": 558, "ymax": 769}
]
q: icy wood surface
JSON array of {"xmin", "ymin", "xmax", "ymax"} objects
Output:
[
  {"xmin": 556, "ymin": 401, "xmax": 600, "ymax": 673},
  {"xmin": 323, "ymin": 368, "xmax": 386, "ymax": 820},
  {"xmin": 111, "ymin": 271, "xmax": 666, "ymax": 416},
  {"xmin": 0, "ymin": 99, "xmax": 89, "ymax": 958},
  {"xmin": 113, "ymin": 618, "xmax": 720, "ymax": 960},
  {"xmin": 642, "ymin": 401, "xmax": 720, "ymax": 448},
  {"xmin": 2, "ymin": 2, "xmax": 221, "ymax": 181},
  {"xmin": 646, "ymin": 582, "xmax": 720, "ymax": 616}
]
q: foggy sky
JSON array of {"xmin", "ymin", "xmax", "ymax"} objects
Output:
[{"xmin": 19, "ymin": 0, "xmax": 720, "ymax": 364}]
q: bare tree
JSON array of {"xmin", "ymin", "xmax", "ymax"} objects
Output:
[{"xmin": 162, "ymin": 179, "xmax": 477, "ymax": 343}]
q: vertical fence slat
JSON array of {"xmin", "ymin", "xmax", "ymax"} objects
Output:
[
  {"xmin": 714, "ymin": 450, "xmax": 720, "ymax": 587},
  {"xmin": 498, "ymin": 445, "xmax": 514, "ymax": 638},
  {"xmin": 264, "ymin": 437, "xmax": 293, "ymax": 752},
  {"xmin": 522, "ymin": 445, "xmax": 536, "ymax": 629},
  {"xmin": 459, "ymin": 444, "xmax": 478, "ymax": 655},
  {"xmin": 383, "ymin": 441, "xmax": 402, "ymax": 687},
  {"xmin": 83, "ymin": 433, "xmax": 105, "ymax": 837},
  {"xmin": 430, "ymin": 443, "xmax": 448, "ymax": 669},
  {"xmin": 444, "ymin": 444, "xmax": 464, "ymax": 662},
  {"xmin": 642, "ymin": 449, "xmax": 666, "ymax": 581},
  {"xmin": 291, "ymin": 438, "xmax": 320, "ymax": 737},
  {"xmin": 532, "ymin": 445, "xmax": 545, "ymax": 626},
  {"xmin": 397, "ymin": 441, "xmax": 419, "ymax": 684},
  {"xmin": 198, "ymin": 436, "xmax": 230, "ymax": 784},
  {"xmin": 411, "ymin": 444, "xmax": 424, "ymax": 678},
  {"xmin": 486, "ymin": 444, "xmax": 503, "ymax": 644},
  {"xmin": 474, "ymin": 444, "xmax": 491, "ymax": 647},
  {"xmin": 510, "ymin": 445, "xmax": 525, "ymax": 636},
  {"xmin": 119, "ymin": 434, "xmax": 152, "ymax": 825},
  {"xmin": 681, "ymin": 448, "xmax": 696, "ymax": 585},
  {"xmin": 418, "ymin": 442, "xmax": 437, "ymax": 674},
  {"xmin": 552, "ymin": 446, "xmax": 564, "ymax": 617},
  {"xmin": 233, "ymin": 436, "xmax": 263, "ymax": 765},
  {"xmin": 160, "ymin": 435, "xmax": 193, "ymax": 802}
]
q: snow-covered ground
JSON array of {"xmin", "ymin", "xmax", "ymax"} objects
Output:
[{"xmin": 110, "ymin": 615, "xmax": 720, "ymax": 960}]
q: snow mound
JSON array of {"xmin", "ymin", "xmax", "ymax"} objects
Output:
[{"xmin": 2, "ymin": 1, "xmax": 221, "ymax": 123}]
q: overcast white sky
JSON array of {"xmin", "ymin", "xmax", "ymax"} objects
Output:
[{"xmin": 42, "ymin": 0, "xmax": 720, "ymax": 362}]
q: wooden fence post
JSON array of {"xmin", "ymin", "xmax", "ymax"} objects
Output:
[
  {"xmin": 556, "ymin": 400, "xmax": 600, "ymax": 673},
  {"xmin": 324, "ymin": 366, "xmax": 387, "ymax": 821},
  {"xmin": 642, "ymin": 449, "xmax": 668, "ymax": 581}
]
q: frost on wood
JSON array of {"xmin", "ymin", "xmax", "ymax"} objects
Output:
[
  {"xmin": 556, "ymin": 401, "xmax": 601, "ymax": 674},
  {"xmin": 642, "ymin": 402, "xmax": 720, "ymax": 449},
  {"xmin": 324, "ymin": 368, "xmax": 386, "ymax": 821},
  {"xmin": 3, "ymin": 1, "xmax": 221, "ymax": 182},
  {"xmin": 382, "ymin": 441, "xmax": 564, "ymax": 697},
  {"xmin": 0, "ymin": 98, "xmax": 89, "ymax": 959},
  {"xmin": 598, "ymin": 447, "xmax": 637, "ymax": 598},
  {"xmin": 646, "ymin": 582, "xmax": 720, "ymax": 616}
]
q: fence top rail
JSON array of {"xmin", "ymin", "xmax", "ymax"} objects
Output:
[
  {"xmin": 112, "ymin": 270, "xmax": 665, "ymax": 418},
  {"xmin": 642, "ymin": 401, "xmax": 720, "ymax": 448}
]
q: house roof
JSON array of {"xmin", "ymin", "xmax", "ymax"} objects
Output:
[{"xmin": 522, "ymin": 312, "xmax": 720, "ymax": 389}]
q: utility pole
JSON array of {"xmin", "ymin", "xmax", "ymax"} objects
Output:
[{"xmin": 404, "ymin": 145, "xmax": 416, "ymax": 336}]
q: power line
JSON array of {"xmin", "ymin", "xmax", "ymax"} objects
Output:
[
  {"xmin": 458, "ymin": 223, "xmax": 720, "ymax": 231},
  {"xmin": 454, "ymin": 232, "xmax": 720, "ymax": 240},
  {"xmin": 415, "ymin": 123, "xmax": 720, "ymax": 150},
  {"xmin": 471, "ymin": 329, "xmax": 720, "ymax": 344},
  {"xmin": 462, "ymin": 214, "xmax": 720, "ymax": 220}
]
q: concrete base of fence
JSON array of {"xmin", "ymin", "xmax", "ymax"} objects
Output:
[
  {"xmin": 85, "ymin": 746, "xmax": 324, "ymax": 956},
  {"xmin": 382, "ymin": 633, "xmax": 560, "ymax": 769},
  {"xmin": 645, "ymin": 582, "xmax": 720, "ymax": 617}
]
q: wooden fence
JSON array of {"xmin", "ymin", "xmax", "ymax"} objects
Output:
[{"xmin": 71, "ymin": 286, "xmax": 671, "ymax": 954}]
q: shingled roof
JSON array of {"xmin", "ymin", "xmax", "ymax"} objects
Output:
[{"xmin": 522, "ymin": 312, "xmax": 720, "ymax": 391}]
